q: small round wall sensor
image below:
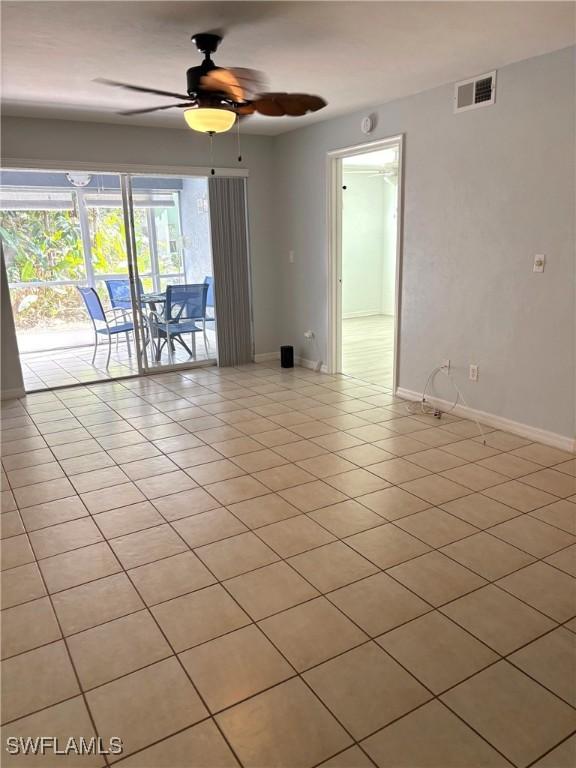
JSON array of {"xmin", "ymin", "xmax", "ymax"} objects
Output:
[{"xmin": 361, "ymin": 115, "xmax": 375, "ymax": 134}]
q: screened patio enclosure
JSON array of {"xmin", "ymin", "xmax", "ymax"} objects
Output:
[{"xmin": 0, "ymin": 169, "xmax": 216, "ymax": 390}]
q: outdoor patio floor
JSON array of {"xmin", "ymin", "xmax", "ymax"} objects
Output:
[{"xmin": 19, "ymin": 330, "xmax": 217, "ymax": 391}]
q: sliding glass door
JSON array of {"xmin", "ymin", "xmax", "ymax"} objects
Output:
[
  {"xmin": 122, "ymin": 173, "xmax": 217, "ymax": 374},
  {"xmin": 0, "ymin": 170, "xmax": 142, "ymax": 389},
  {"xmin": 1, "ymin": 168, "xmax": 218, "ymax": 391}
]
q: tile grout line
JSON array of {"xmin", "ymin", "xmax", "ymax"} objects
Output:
[
  {"xmin": 2, "ymin": 432, "xmax": 571, "ymax": 648},
  {"xmin": 13, "ymin": 534, "xmax": 114, "ymax": 768},
  {"xmin": 2, "ymin": 362, "xmax": 575, "ymax": 766}
]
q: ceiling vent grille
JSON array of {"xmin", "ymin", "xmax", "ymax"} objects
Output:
[{"xmin": 454, "ymin": 71, "xmax": 496, "ymax": 113}]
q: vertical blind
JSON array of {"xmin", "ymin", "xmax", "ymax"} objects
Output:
[{"xmin": 208, "ymin": 177, "xmax": 253, "ymax": 367}]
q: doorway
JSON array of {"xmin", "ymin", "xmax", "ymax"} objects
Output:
[{"xmin": 328, "ymin": 136, "xmax": 403, "ymax": 390}]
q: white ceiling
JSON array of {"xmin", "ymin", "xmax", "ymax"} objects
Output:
[{"xmin": 2, "ymin": 1, "xmax": 574, "ymax": 136}]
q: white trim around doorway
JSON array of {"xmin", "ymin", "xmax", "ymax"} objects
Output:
[{"xmin": 326, "ymin": 134, "xmax": 404, "ymax": 391}]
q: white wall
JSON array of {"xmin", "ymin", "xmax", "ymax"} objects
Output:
[
  {"xmin": 341, "ymin": 171, "xmax": 398, "ymax": 318},
  {"xmin": 272, "ymin": 46, "xmax": 575, "ymax": 441},
  {"xmin": 0, "ymin": 117, "xmax": 278, "ymax": 359}
]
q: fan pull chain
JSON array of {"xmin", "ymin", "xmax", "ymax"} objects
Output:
[
  {"xmin": 236, "ymin": 116, "xmax": 242, "ymax": 163},
  {"xmin": 209, "ymin": 132, "xmax": 215, "ymax": 175}
]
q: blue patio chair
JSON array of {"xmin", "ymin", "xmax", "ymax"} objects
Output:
[
  {"xmin": 204, "ymin": 276, "xmax": 215, "ymax": 321},
  {"xmin": 148, "ymin": 283, "xmax": 208, "ymax": 363},
  {"xmin": 77, "ymin": 287, "xmax": 134, "ymax": 369},
  {"xmin": 202, "ymin": 275, "xmax": 215, "ymax": 354},
  {"xmin": 105, "ymin": 278, "xmax": 143, "ymax": 310}
]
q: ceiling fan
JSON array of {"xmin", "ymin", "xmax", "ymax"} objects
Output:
[{"xmin": 96, "ymin": 32, "xmax": 327, "ymax": 135}]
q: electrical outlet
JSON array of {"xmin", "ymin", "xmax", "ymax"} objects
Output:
[
  {"xmin": 442, "ymin": 359, "xmax": 450, "ymax": 371},
  {"xmin": 469, "ymin": 364, "xmax": 479, "ymax": 382},
  {"xmin": 533, "ymin": 254, "xmax": 545, "ymax": 273},
  {"xmin": 304, "ymin": 330, "xmax": 315, "ymax": 340}
]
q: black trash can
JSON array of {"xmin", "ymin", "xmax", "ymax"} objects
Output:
[{"xmin": 280, "ymin": 345, "xmax": 294, "ymax": 368}]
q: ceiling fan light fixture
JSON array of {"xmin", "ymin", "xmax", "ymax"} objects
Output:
[
  {"xmin": 99, "ymin": 32, "xmax": 327, "ymax": 125},
  {"xmin": 184, "ymin": 106, "xmax": 236, "ymax": 133}
]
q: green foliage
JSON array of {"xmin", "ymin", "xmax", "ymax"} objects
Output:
[
  {"xmin": 1, "ymin": 207, "xmax": 86, "ymax": 329},
  {"xmin": 9, "ymin": 285, "xmax": 91, "ymax": 330},
  {"xmin": 0, "ymin": 208, "xmax": 84, "ymax": 283},
  {"xmin": 89, "ymin": 207, "xmax": 151, "ymax": 274},
  {"xmin": 1, "ymin": 197, "xmax": 182, "ymax": 332}
]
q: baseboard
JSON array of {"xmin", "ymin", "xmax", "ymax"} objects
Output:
[
  {"xmin": 396, "ymin": 387, "xmax": 576, "ymax": 452},
  {"xmin": 254, "ymin": 352, "xmax": 280, "ymax": 362},
  {"xmin": 1, "ymin": 386, "xmax": 25, "ymax": 401},
  {"xmin": 342, "ymin": 310, "xmax": 382, "ymax": 319},
  {"xmin": 295, "ymin": 355, "xmax": 329, "ymax": 374},
  {"xmin": 254, "ymin": 351, "xmax": 328, "ymax": 374}
]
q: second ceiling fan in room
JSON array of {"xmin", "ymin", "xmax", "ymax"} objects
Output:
[{"xmin": 97, "ymin": 31, "xmax": 327, "ymax": 135}]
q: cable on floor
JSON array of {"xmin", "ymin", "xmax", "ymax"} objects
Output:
[{"xmin": 405, "ymin": 364, "xmax": 486, "ymax": 443}]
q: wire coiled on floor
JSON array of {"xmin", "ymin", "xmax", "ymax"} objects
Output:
[{"xmin": 405, "ymin": 365, "xmax": 486, "ymax": 443}]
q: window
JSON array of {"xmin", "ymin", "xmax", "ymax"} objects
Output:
[
  {"xmin": 0, "ymin": 180, "xmax": 188, "ymax": 331},
  {"xmin": 0, "ymin": 188, "xmax": 87, "ymax": 333},
  {"xmin": 0, "ymin": 189, "xmax": 84, "ymax": 283},
  {"xmin": 0, "ymin": 170, "xmax": 214, "ymax": 372}
]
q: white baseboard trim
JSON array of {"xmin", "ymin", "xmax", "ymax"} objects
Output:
[
  {"xmin": 296, "ymin": 355, "xmax": 329, "ymax": 374},
  {"xmin": 253, "ymin": 351, "xmax": 328, "ymax": 374},
  {"xmin": 396, "ymin": 387, "xmax": 575, "ymax": 453},
  {"xmin": 342, "ymin": 310, "xmax": 382, "ymax": 319},
  {"xmin": 254, "ymin": 352, "xmax": 280, "ymax": 362},
  {"xmin": 342, "ymin": 311, "xmax": 395, "ymax": 319},
  {"xmin": 1, "ymin": 386, "xmax": 25, "ymax": 401}
]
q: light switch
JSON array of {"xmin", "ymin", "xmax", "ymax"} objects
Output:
[
  {"xmin": 289, "ymin": 250, "xmax": 295, "ymax": 263},
  {"xmin": 533, "ymin": 254, "xmax": 545, "ymax": 273}
]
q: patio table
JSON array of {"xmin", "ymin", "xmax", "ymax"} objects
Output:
[
  {"xmin": 139, "ymin": 286, "xmax": 209, "ymax": 363},
  {"xmin": 140, "ymin": 292, "xmax": 166, "ymax": 311},
  {"xmin": 138, "ymin": 293, "xmax": 166, "ymax": 357}
]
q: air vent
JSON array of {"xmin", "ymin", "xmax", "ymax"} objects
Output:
[{"xmin": 454, "ymin": 71, "xmax": 496, "ymax": 113}]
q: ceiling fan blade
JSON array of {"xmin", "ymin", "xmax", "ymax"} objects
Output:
[
  {"xmin": 230, "ymin": 68, "xmax": 266, "ymax": 95},
  {"xmin": 201, "ymin": 69, "xmax": 244, "ymax": 101},
  {"xmin": 235, "ymin": 103, "xmax": 256, "ymax": 116},
  {"xmin": 279, "ymin": 93, "xmax": 327, "ymax": 115},
  {"xmin": 276, "ymin": 96, "xmax": 309, "ymax": 117},
  {"xmin": 95, "ymin": 78, "xmax": 190, "ymax": 101},
  {"xmin": 252, "ymin": 96, "xmax": 285, "ymax": 117},
  {"xmin": 201, "ymin": 68, "xmax": 266, "ymax": 102},
  {"xmin": 253, "ymin": 92, "xmax": 327, "ymax": 117},
  {"xmin": 118, "ymin": 102, "xmax": 195, "ymax": 116}
]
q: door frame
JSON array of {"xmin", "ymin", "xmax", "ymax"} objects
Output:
[
  {"xmin": 327, "ymin": 134, "xmax": 404, "ymax": 392},
  {"xmin": 1, "ymin": 161, "xmax": 242, "ymax": 390}
]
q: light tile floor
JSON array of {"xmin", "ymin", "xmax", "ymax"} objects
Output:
[{"xmin": 1, "ymin": 362, "xmax": 575, "ymax": 767}]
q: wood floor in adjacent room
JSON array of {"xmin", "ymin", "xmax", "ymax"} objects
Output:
[{"xmin": 342, "ymin": 315, "xmax": 394, "ymax": 388}]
